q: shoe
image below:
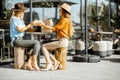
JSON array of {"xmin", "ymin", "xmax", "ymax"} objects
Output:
[
  {"xmin": 41, "ymin": 64, "xmax": 54, "ymax": 71},
  {"xmin": 54, "ymin": 61, "xmax": 60, "ymax": 70}
]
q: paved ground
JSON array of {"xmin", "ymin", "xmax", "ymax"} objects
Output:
[{"xmin": 0, "ymin": 54, "xmax": 120, "ymax": 80}]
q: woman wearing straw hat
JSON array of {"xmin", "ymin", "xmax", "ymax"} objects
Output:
[
  {"xmin": 10, "ymin": 3, "xmax": 40, "ymax": 71},
  {"xmin": 38, "ymin": 3, "xmax": 74, "ymax": 71}
]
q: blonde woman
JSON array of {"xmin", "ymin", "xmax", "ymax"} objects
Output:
[
  {"xmin": 38, "ymin": 3, "xmax": 74, "ymax": 70},
  {"xmin": 10, "ymin": 3, "xmax": 40, "ymax": 71}
]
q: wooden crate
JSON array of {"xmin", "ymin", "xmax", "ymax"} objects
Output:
[
  {"xmin": 14, "ymin": 47, "xmax": 25, "ymax": 69},
  {"xmin": 55, "ymin": 47, "xmax": 67, "ymax": 70}
]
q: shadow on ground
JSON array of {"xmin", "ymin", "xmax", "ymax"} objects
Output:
[
  {"xmin": 0, "ymin": 63, "xmax": 14, "ymax": 69},
  {"xmin": 101, "ymin": 58, "xmax": 120, "ymax": 63}
]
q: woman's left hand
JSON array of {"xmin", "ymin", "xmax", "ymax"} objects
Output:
[{"xmin": 38, "ymin": 21, "xmax": 45, "ymax": 27}]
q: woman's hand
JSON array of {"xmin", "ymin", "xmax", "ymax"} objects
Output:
[
  {"xmin": 31, "ymin": 21, "xmax": 40, "ymax": 26},
  {"xmin": 31, "ymin": 21, "xmax": 45, "ymax": 27},
  {"xmin": 38, "ymin": 21, "xmax": 45, "ymax": 27}
]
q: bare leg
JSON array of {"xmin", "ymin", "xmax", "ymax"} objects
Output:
[
  {"xmin": 31, "ymin": 55, "xmax": 40, "ymax": 71},
  {"xmin": 41, "ymin": 39, "xmax": 68, "ymax": 70},
  {"xmin": 24, "ymin": 56, "xmax": 34, "ymax": 70},
  {"xmin": 49, "ymin": 53, "xmax": 60, "ymax": 70},
  {"xmin": 41, "ymin": 46, "xmax": 53, "ymax": 70}
]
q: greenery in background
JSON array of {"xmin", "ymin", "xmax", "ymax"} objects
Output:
[
  {"xmin": 108, "ymin": 0, "xmax": 120, "ymax": 29},
  {"xmin": 3, "ymin": 9, "xmax": 12, "ymax": 20},
  {"xmin": 88, "ymin": 2, "xmax": 110, "ymax": 31},
  {"xmin": 34, "ymin": 0, "xmax": 54, "ymax": 7},
  {"xmin": 87, "ymin": 0, "xmax": 120, "ymax": 32},
  {"xmin": 42, "ymin": 2, "xmax": 53, "ymax": 7}
]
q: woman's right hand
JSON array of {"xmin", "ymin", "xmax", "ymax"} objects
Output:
[
  {"xmin": 31, "ymin": 21, "xmax": 40, "ymax": 26},
  {"xmin": 32, "ymin": 21, "xmax": 45, "ymax": 27}
]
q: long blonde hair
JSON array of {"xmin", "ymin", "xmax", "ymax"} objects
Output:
[
  {"xmin": 14, "ymin": 10, "xmax": 24, "ymax": 20},
  {"xmin": 10, "ymin": 10, "xmax": 24, "ymax": 23},
  {"xmin": 61, "ymin": 8, "xmax": 72, "ymax": 27},
  {"xmin": 61, "ymin": 8, "xmax": 74, "ymax": 37}
]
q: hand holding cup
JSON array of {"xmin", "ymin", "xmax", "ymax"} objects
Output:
[
  {"xmin": 38, "ymin": 21, "xmax": 45, "ymax": 27},
  {"xmin": 32, "ymin": 20, "xmax": 45, "ymax": 27}
]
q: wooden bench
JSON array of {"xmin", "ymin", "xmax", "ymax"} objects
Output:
[
  {"xmin": 14, "ymin": 47, "xmax": 25, "ymax": 69},
  {"xmin": 55, "ymin": 47, "xmax": 67, "ymax": 70}
]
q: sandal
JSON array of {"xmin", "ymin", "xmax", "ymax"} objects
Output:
[{"xmin": 54, "ymin": 61, "xmax": 60, "ymax": 70}]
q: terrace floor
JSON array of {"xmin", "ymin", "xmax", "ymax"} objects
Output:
[{"xmin": 0, "ymin": 54, "xmax": 120, "ymax": 80}]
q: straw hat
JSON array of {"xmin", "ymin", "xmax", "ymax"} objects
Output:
[
  {"xmin": 13, "ymin": 3, "xmax": 27, "ymax": 11},
  {"xmin": 60, "ymin": 3, "xmax": 71, "ymax": 14}
]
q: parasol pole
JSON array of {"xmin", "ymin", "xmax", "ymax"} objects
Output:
[
  {"xmin": 29, "ymin": 0, "xmax": 34, "ymax": 40},
  {"xmin": 80, "ymin": 0, "xmax": 83, "ymax": 39},
  {"xmin": 85, "ymin": 0, "xmax": 88, "ymax": 55},
  {"xmin": 29, "ymin": 0, "xmax": 32, "ymax": 22}
]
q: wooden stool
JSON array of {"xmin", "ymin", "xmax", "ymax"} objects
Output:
[
  {"xmin": 14, "ymin": 47, "xmax": 25, "ymax": 69},
  {"xmin": 55, "ymin": 47, "xmax": 67, "ymax": 70}
]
